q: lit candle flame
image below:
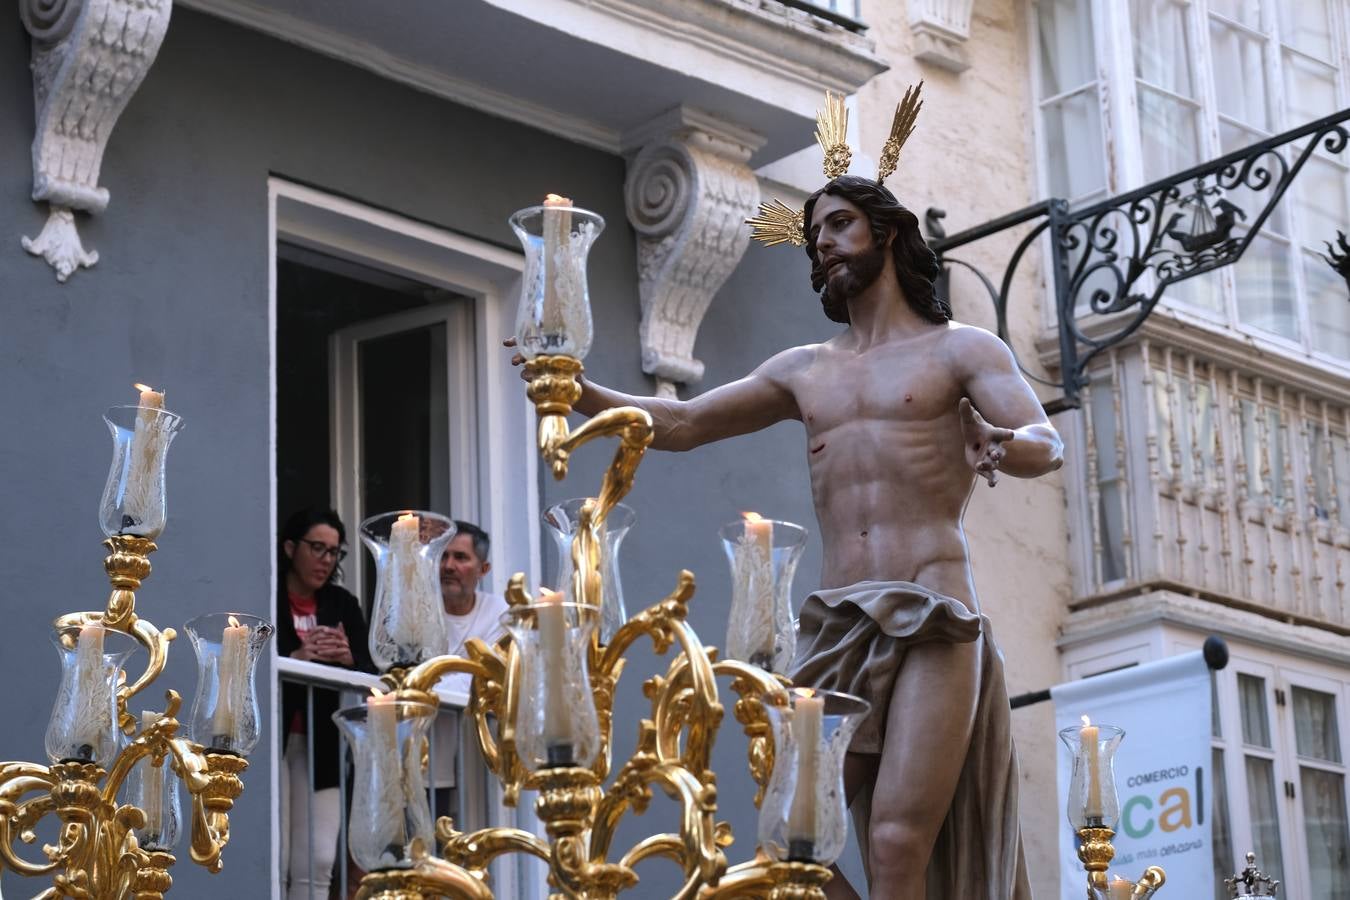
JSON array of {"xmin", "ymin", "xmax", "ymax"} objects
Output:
[
  {"xmin": 544, "ymin": 193, "xmax": 571, "ymax": 207},
  {"xmin": 742, "ymin": 511, "xmax": 764, "ymax": 523},
  {"xmin": 133, "ymin": 382, "xmax": 156, "ymax": 393},
  {"xmin": 227, "ymin": 615, "xmax": 241, "ymax": 629},
  {"xmin": 1081, "ymin": 714, "xmax": 1091, "ymax": 727}
]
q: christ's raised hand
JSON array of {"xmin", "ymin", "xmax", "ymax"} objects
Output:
[{"xmin": 959, "ymin": 397, "xmax": 1015, "ymax": 487}]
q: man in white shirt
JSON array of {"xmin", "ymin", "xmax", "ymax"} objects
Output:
[{"xmin": 430, "ymin": 520, "xmax": 509, "ymax": 821}]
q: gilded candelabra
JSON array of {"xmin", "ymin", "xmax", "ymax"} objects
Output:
[
  {"xmin": 343, "ymin": 201, "xmax": 860, "ymax": 900},
  {"xmin": 0, "ymin": 397, "xmax": 272, "ymax": 899}
]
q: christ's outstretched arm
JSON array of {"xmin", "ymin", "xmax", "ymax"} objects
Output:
[
  {"xmin": 948, "ymin": 325, "xmax": 1064, "ymax": 481},
  {"xmin": 519, "ymin": 343, "xmax": 812, "ymax": 452}
]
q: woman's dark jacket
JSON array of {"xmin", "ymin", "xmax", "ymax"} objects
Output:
[{"xmin": 277, "ymin": 579, "xmax": 375, "ymax": 790}]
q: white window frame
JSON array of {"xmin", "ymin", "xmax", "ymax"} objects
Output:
[
  {"xmin": 267, "ymin": 178, "xmax": 541, "ymax": 899},
  {"xmin": 1029, "ymin": 0, "xmax": 1350, "ymax": 361}
]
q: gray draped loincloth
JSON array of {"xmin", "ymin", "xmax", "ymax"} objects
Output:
[{"xmin": 788, "ymin": 580, "xmax": 1032, "ymax": 899}]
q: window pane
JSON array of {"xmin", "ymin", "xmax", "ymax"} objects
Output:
[
  {"xmin": 1037, "ymin": 0, "xmax": 1097, "ymax": 96},
  {"xmin": 1132, "ymin": 0, "xmax": 1195, "ymax": 96},
  {"xmin": 1297, "ymin": 156, "xmax": 1350, "ymax": 254},
  {"xmin": 1310, "ymin": 426, "xmax": 1348, "ymax": 521},
  {"xmin": 1308, "ymin": 253, "xmax": 1350, "ymax": 359},
  {"xmin": 1244, "ymin": 755, "xmax": 1286, "ymax": 886},
  {"xmin": 1279, "ymin": 0, "xmax": 1334, "ymax": 61},
  {"xmin": 1153, "ymin": 375, "xmax": 1214, "ymax": 484},
  {"xmin": 1300, "ymin": 767, "xmax": 1350, "ymax": 898},
  {"xmin": 1240, "ymin": 401, "xmax": 1288, "ymax": 504},
  {"xmin": 1218, "ymin": 121, "xmax": 1289, "ymax": 235},
  {"xmin": 1293, "ymin": 686, "xmax": 1343, "ymax": 762},
  {"xmin": 1165, "ymin": 269, "xmax": 1225, "ymax": 314},
  {"xmin": 1042, "ymin": 89, "xmax": 1107, "ymax": 199},
  {"xmin": 1234, "ymin": 233, "xmax": 1297, "ymax": 341},
  {"xmin": 1210, "ymin": 0, "xmax": 1266, "ymax": 31},
  {"xmin": 1138, "ymin": 86, "xmax": 1203, "ymax": 180},
  {"xmin": 1211, "ymin": 19, "xmax": 1273, "ymax": 132},
  {"xmin": 1239, "ymin": 673, "xmax": 1273, "ymax": 747},
  {"xmin": 1283, "ymin": 52, "xmax": 1339, "ymax": 131},
  {"xmin": 1213, "ymin": 748, "xmax": 1234, "ymax": 900},
  {"xmin": 1089, "ymin": 377, "xmax": 1127, "ymax": 582}
]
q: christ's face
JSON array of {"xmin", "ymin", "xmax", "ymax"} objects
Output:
[{"xmin": 809, "ymin": 194, "xmax": 886, "ymax": 301}]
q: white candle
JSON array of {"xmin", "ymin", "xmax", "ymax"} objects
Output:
[
  {"xmin": 140, "ymin": 710, "xmax": 163, "ymax": 834},
  {"xmin": 537, "ymin": 591, "xmax": 574, "ymax": 755},
  {"xmin": 388, "ymin": 513, "xmax": 438, "ymax": 657},
  {"xmin": 745, "ymin": 513, "xmax": 775, "ymax": 663},
  {"xmin": 1081, "ymin": 715, "xmax": 1103, "ymax": 821},
  {"xmin": 787, "ymin": 690, "xmax": 823, "ymax": 849},
  {"xmin": 124, "ymin": 384, "xmax": 166, "ymax": 529},
  {"xmin": 74, "ymin": 624, "xmax": 111, "ymax": 756},
  {"xmin": 1108, "ymin": 876, "xmax": 1134, "ymax": 900},
  {"xmin": 211, "ymin": 616, "xmax": 249, "ymax": 742},
  {"xmin": 542, "ymin": 194, "xmax": 573, "ymax": 339},
  {"xmin": 366, "ymin": 689, "xmax": 406, "ymax": 844}
]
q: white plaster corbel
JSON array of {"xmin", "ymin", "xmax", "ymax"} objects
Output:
[
  {"xmin": 20, "ymin": 0, "xmax": 173, "ymax": 282},
  {"xmin": 623, "ymin": 108, "xmax": 763, "ymax": 399},
  {"xmin": 907, "ymin": 0, "xmax": 973, "ymax": 73}
]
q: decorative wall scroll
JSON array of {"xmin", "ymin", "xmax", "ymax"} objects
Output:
[
  {"xmin": 624, "ymin": 109, "xmax": 762, "ymax": 398},
  {"xmin": 20, "ymin": 0, "xmax": 173, "ymax": 282}
]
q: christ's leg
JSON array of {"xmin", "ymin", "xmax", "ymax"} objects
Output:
[
  {"xmin": 823, "ymin": 751, "xmax": 878, "ymax": 900},
  {"xmin": 867, "ymin": 639, "xmax": 979, "ymax": 899}
]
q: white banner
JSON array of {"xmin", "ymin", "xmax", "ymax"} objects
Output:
[{"xmin": 1051, "ymin": 651, "xmax": 1213, "ymax": 899}]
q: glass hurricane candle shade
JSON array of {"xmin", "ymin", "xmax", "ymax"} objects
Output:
[
  {"xmin": 543, "ymin": 498, "xmax": 634, "ymax": 643},
  {"xmin": 509, "ymin": 203, "xmax": 604, "ymax": 360},
  {"xmin": 332, "ymin": 699, "xmax": 437, "ymax": 872},
  {"xmin": 99, "ymin": 405, "xmax": 184, "ymax": 538},
  {"xmin": 1058, "ymin": 722, "xmax": 1126, "ymax": 829},
  {"xmin": 361, "ymin": 511, "xmax": 456, "ymax": 671},
  {"xmin": 125, "ymin": 752, "xmax": 181, "ymax": 851},
  {"xmin": 45, "ymin": 624, "xmax": 139, "ymax": 767},
  {"xmin": 185, "ymin": 613, "xmax": 274, "ymax": 755},
  {"xmin": 718, "ymin": 519, "xmax": 807, "ymax": 673},
  {"xmin": 758, "ymin": 688, "xmax": 870, "ymax": 866},
  {"xmin": 1092, "ymin": 877, "xmax": 1144, "ymax": 900},
  {"xmin": 506, "ymin": 601, "xmax": 601, "ymax": 771}
]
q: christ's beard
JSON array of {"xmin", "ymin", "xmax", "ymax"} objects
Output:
[{"xmin": 826, "ymin": 242, "xmax": 887, "ymax": 304}]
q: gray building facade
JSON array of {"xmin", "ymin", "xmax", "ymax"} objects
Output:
[{"xmin": 0, "ymin": 3, "xmax": 883, "ymax": 896}]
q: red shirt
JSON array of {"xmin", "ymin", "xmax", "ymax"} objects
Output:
[{"xmin": 288, "ymin": 593, "xmax": 318, "ymax": 734}]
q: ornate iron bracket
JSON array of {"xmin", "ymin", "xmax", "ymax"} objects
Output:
[{"xmin": 928, "ymin": 106, "xmax": 1350, "ymax": 413}]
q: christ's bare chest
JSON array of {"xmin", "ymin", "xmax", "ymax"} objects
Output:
[{"xmin": 794, "ymin": 343, "xmax": 960, "ymax": 439}]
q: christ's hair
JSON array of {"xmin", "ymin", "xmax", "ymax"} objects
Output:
[{"xmin": 803, "ymin": 175, "xmax": 949, "ymax": 325}]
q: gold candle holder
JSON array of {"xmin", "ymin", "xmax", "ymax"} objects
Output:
[
  {"xmin": 345, "ymin": 205, "xmax": 862, "ymax": 899},
  {"xmin": 0, "ymin": 400, "xmax": 270, "ymax": 898}
]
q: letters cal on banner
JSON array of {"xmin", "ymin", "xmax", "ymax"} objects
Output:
[{"xmin": 1051, "ymin": 651, "xmax": 1212, "ymax": 900}]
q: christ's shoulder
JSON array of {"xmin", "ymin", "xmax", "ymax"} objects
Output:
[
  {"xmin": 759, "ymin": 342, "xmax": 826, "ymax": 378},
  {"xmin": 938, "ymin": 322, "xmax": 1017, "ymax": 377}
]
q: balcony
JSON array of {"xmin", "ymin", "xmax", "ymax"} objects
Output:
[
  {"xmin": 1065, "ymin": 319, "xmax": 1350, "ymax": 634},
  {"xmin": 178, "ymin": 0, "xmax": 886, "ymax": 164}
]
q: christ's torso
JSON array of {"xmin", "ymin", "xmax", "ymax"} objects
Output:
[{"xmin": 787, "ymin": 324, "xmax": 979, "ymax": 609}]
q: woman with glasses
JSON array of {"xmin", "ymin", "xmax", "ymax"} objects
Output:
[{"xmin": 276, "ymin": 507, "xmax": 373, "ymax": 900}]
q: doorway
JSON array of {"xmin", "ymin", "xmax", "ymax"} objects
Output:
[{"xmin": 275, "ymin": 245, "xmax": 476, "ymax": 602}]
